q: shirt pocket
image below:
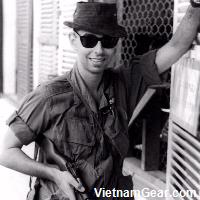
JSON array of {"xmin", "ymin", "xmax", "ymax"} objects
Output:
[{"xmin": 54, "ymin": 116, "xmax": 96, "ymax": 162}]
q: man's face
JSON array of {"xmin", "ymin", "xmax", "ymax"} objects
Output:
[{"xmin": 71, "ymin": 30, "xmax": 118, "ymax": 75}]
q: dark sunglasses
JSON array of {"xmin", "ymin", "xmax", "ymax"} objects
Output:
[{"xmin": 74, "ymin": 30, "xmax": 119, "ymax": 49}]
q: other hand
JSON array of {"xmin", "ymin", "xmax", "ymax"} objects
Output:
[{"xmin": 54, "ymin": 170, "xmax": 85, "ymax": 200}]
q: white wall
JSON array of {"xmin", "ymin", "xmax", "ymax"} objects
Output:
[{"xmin": 3, "ymin": 0, "xmax": 16, "ymax": 94}]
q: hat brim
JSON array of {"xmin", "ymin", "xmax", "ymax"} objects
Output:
[{"xmin": 64, "ymin": 21, "xmax": 127, "ymax": 38}]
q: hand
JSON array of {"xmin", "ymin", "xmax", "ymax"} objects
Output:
[{"xmin": 54, "ymin": 170, "xmax": 85, "ymax": 200}]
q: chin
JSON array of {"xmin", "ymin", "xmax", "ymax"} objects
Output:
[{"xmin": 89, "ymin": 65, "xmax": 105, "ymax": 74}]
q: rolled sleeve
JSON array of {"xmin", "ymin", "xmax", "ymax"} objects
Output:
[
  {"xmin": 134, "ymin": 49, "xmax": 162, "ymax": 85},
  {"xmin": 6, "ymin": 111, "xmax": 36, "ymax": 145},
  {"xmin": 6, "ymin": 86, "xmax": 50, "ymax": 145},
  {"xmin": 123, "ymin": 49, "xmax": 163, "ymax": 118}
]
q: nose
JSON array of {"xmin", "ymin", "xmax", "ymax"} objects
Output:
[{"xmin": 94, "ymin": 41, "xmax": 104, "ymax": 54}]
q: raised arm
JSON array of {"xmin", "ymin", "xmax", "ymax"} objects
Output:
[{"xmin": 156, "ymin": 5, "xmax": 200, "ymax": 74}]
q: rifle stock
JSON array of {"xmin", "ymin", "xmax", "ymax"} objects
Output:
[{"xmin": 37, "ymin": 136, "xmax": 91, "ymax": 200}]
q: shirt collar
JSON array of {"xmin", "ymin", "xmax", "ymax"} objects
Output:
[{"xmin": 69, "ymin": 63, "xmax": 114, "ymax": 113}]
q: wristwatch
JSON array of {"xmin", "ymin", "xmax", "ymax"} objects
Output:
[{"xmin": 190, "ymin": 0, "xmax": 200, "ymax": 7}]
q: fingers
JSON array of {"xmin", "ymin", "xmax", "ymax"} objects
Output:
[
  {"xmin": 66, "ymin": 172, "xmax": 85, "ymax": 192},
  {"xmin": 76, "ymin": 178, "xmax": 85, "ymax": 192},
  {"xmin": 57, "ymin": 171, "xmax": 85, "ymax": 198},
  {"xmin": 55, "ymin": 170, "xmax": 86, "ymax": 200},
  {"xmin": 56, "ymin": 172, "xmax": 77, "ymax": 200}
]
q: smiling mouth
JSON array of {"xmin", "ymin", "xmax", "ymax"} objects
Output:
[{"xmin": 89, "ymin": 58, "xmax": 105, "ymax": 62}]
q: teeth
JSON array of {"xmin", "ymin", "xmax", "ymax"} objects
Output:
[{"xmin": 90, "ymin": 58, "xmax": 104, "ymax": 62}]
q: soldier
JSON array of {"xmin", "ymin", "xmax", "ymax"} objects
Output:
[{"xmin": 0, "ymin": 1, "xmax": 200, "ymax": 200}]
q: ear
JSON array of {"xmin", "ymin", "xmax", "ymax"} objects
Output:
[{"xmin": 68, "ymin": 31, "xmax": 78, "ymax": 51}]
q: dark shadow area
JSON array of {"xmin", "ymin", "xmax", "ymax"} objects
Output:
[{"xmin": 128, "ymin": 34, "xmax": 170, "ymax": 171}]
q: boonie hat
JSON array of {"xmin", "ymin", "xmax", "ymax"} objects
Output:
[{"xmin": 64, "ymin": 2, "xmax": 127, "ymax": 38}]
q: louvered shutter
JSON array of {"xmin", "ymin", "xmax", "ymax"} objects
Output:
[
  {"xmin": 16, "ymin": 0, "xmax": 33, "ymax": 98},
  {"xmin": 166, "ymin": 1, "xmax": 200, "ymax": 199},
  {"xmin": 58, "ymin": 0, "xmax": 87, "ymax": 75},
  {"xmin": 37, "ymin": 0, "xmax": 59, "ymax": 84}
]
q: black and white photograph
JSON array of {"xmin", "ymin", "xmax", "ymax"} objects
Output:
[{"xmin": 0, "ymin": 0, "xmax": 200, "ymax": 199}]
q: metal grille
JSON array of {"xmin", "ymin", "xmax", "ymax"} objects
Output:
[{"xmin": 118, "ymin": 0, "xmax": 174, "ymax": 68}]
